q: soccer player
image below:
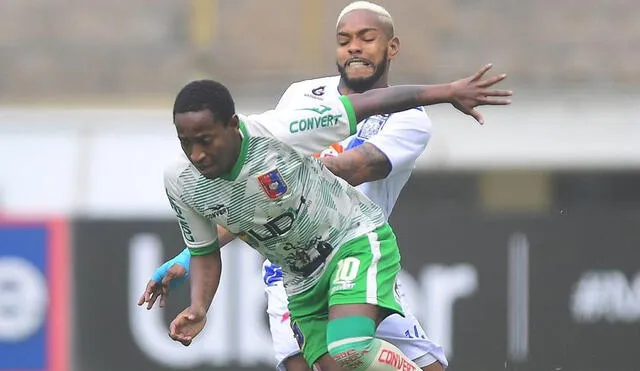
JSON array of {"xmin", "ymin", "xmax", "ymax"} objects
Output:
[
  {"xmin": 157, "ymin": 58, "xmax": 509, "ymax": 371},
  {"xmin": 140, "ymin": 2, "xmax": 450, "ymax": 370}
]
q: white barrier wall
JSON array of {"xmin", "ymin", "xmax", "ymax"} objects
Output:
[{"xmin": 1, "ymin": 95, "xmax": 638, "ymax": 216}]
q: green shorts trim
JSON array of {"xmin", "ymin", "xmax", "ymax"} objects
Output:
[{"xmin": 287, "ymin": 223, "xmax": 404, "ymax": 366}]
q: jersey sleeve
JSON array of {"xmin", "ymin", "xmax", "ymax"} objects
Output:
[
  {"xmin": 366, "ymin": 109, "xmax": 432, "ymax": 176},
  {"xmin": 164, "ymin": 167, "xmax": 219, "ymax": 256},
  {"xmin": 242, "ymin": 96, "xmax": 358, "ymax": 155}
]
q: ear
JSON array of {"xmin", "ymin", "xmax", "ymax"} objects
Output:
[
  {"xmin": 387, "ymin": 36, "xmax": 400, "ymax": 60},
  {"xmin": 228, "ymin": 114, "xmax": 240, "ymax": 129}
]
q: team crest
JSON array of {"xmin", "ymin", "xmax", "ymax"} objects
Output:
[
  {"xmin": 257, "ymin": 169, "xmax": 288, "ymax": 199},
  {"xmin": 358, "ymin": 114, "xmax": 390, "ymax": 140},
  {"xmin": 346, "ymin": 114, "xmax": 391, "ymax": 150}
]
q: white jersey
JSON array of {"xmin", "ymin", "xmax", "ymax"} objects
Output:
[
  {"xmin": 261, "ymin": 76, "xmax": 446, "ymax": 370},
  {"xmin": 165, "ymin": 95, "xmax": 387, "ymax": 295},
  {"xmin": 275, "ymin": 75, "xmax": 431, "ymax": 219}
]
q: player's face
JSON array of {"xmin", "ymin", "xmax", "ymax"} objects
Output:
[
  {"xmin": 174, "ymin": 110, "xmax": 241, "ymax": 179},
  {"xmin": 336, "ymin": 10, "xmax": 399, "ymax": 92}
]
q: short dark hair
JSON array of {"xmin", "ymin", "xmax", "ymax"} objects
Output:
[{"xmin": 173, "ymin": 79, "xmax": 235, "ymax": 124}]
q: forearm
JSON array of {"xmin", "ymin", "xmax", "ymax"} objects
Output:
[
  {"xmin": 320, "ymin": 141, "xmax": 392, "ymax": 186},
  {"xmin": 320, "ymin": 144, "xmax": 390, "ymax": 186},
  {"xmin": 321, "ymin": 156, "xmax": 363, "ymax": 186},
  {"xmin": 348, "ymin": 84, "xmax": 452, "ymax": 123},
  {"xmin": 173, "ymin": 227, "xmax": 233, "ymax": 278},
  {"xmin": 189, "ymin": 250, "xmax": 222, "ymax": 315}
]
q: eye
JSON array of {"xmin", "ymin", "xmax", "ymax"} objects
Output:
[
  {"xmin": 337, "ymin": 37, "xmax": 350, "ymax": 46},
  {"xmin": 198, "ymin": 136, "xmax": 212, "ymax": 145},
  {"xmin": 361, "ymin": 32, "xmax": 377, "ymax": 43}
]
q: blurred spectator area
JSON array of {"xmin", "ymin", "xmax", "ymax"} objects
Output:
[{"xmin": 0, "ymin": 0, "xmax": 638, "ymax": 104}]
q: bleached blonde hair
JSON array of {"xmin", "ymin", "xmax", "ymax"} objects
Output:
[{"xmin": 336, "ymin": 1, "xmax": 395, "ymax": 36}]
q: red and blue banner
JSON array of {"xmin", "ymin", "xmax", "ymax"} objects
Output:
[{"xmin": 0, "ymin": 218, "xmax": 68, "ymax": 371}]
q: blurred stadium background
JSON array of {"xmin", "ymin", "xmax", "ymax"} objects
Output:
[{"xmin": 0, "ymin": 1, "xmax": 639, "ymax": 371}]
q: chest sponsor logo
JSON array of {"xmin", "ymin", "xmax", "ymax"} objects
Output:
[{"xmin": 246, "ymin": 195, "xmax": 306, "ymax": 243}]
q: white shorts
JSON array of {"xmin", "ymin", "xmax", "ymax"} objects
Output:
[{"xmin": 263, "ymin": 262, "xmax": 448, "ymax": 371}]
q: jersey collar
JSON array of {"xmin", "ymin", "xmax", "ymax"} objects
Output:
[{"xmin": 218, "ymin": 121, "xmax": 249, "ymax": 181}]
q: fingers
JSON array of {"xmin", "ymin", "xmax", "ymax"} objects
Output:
[
  {"xmin": 478, "ymin": 73, "xmax": 507, "ymax": 88},
  {"xmin": 160, "ymin": 274, "xmax": 173, "ymax": 308},
  {"xmin": 469, "ymin": 109, "xmax": 484, "ymax": 125},
  {"xmin": 483, "ymin": 88, "xmax": 513, "ymax": 97},
  {"xmin": 137, "ymin": 281, "xmax": 157, "ymax": 307},
  {"xmin": 480, "ymin": 97, "xmax": 512, "ymax": 105},
  {"xmin": 477, "ymin": 92, "xmax": 512, "ymax": 105},
  {"xmin": 168, "ymin": 319, "xmax": 184, "ymax": 342},
  {"xmin": 475, "ymin": 88, "xmax": 513, "ymax": 107},
  {"xmin": 471, "ymin": 63, "xmax": 493, "ymax": 82},
  {"xmin": 169, "ymin": 333, "xmax": 192, "ymax": 346},
  {"xmin": 147, "ymin": 289, "xmax": 161, "ymax": 309},
  {"xmin": 168, "ymin": 331, "xmax": 192, "ymax": 343},
  {"xmin": 168, "ymin": 315, "xmax": 194, "ymax": 345},
  {"xmin": 137, "ymin": 291, "xmax": 147, "ymax": 306},
  {"xmin": 159, "ymin": 293, "xmax": 167, "ymax": 308}
]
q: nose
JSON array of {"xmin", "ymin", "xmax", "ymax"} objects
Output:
[
  {"xmin": 190, "ymin": 144, "xmax": 206, "ymax": 164},
  {"xmin": 347, "ymin": 40, "xmax": 362, "ymax": 55}
]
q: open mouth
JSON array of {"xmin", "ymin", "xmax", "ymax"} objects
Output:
[{"xmin": 345, "ymin": 58, "xmax": 373, "ymax": 69}]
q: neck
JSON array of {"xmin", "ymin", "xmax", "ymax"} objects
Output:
[{"xmin": 338, "ymin": 76, "xmax": 389, "ymax": 95}]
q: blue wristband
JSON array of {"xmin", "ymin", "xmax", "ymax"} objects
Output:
[{"xmin": 151, "ymin": 248, "xmax": 191, "ymax": 288}]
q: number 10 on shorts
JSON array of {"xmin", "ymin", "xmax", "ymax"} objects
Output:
[{"xmin": 331, "ymin": 257, "xmax": 360, "ymax": 292}]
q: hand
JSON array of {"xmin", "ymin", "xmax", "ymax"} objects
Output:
[
  {"xmin": 169, "ymin": 306, "xmax": 207, "ymax": 346},
  {"xmin": 137, "ymin": 264, "xmax": 187, "ymax": 309},
  {"xmin": 449, "ymin": 63, "xmax": 513, "ymax": 125}
]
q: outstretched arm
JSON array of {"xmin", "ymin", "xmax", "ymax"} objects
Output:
[
  {"xmin": 139, "ymin": 225, "xmax": 238, "ymax": 310},
  {"xmin": 348, "ymin": 64, "xmax": 511, "ymax": 125},
  {"xmin": 245, "ymin": 64, "xmax": 510, "ymax": 157}
]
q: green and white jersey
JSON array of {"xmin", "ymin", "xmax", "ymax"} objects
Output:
[{"xmin": 164, "ymin": 96, "xmax": 387, "ymax": 295}]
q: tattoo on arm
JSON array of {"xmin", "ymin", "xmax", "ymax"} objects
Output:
[{"xmin": 321, "ymin": 143, "xmax": 391, "ymax": 186}]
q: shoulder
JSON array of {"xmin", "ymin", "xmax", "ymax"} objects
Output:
[
  {"xmin": 384, "ymin": 106, "xmax": 432, "ymax": 133},
  {"xmin": 283, "ymin": 76, "xmax": 340, "ymax": 100},
  {"xmin": 163, "ymin": 155, "xmax": 195, "ymax": 196}
]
